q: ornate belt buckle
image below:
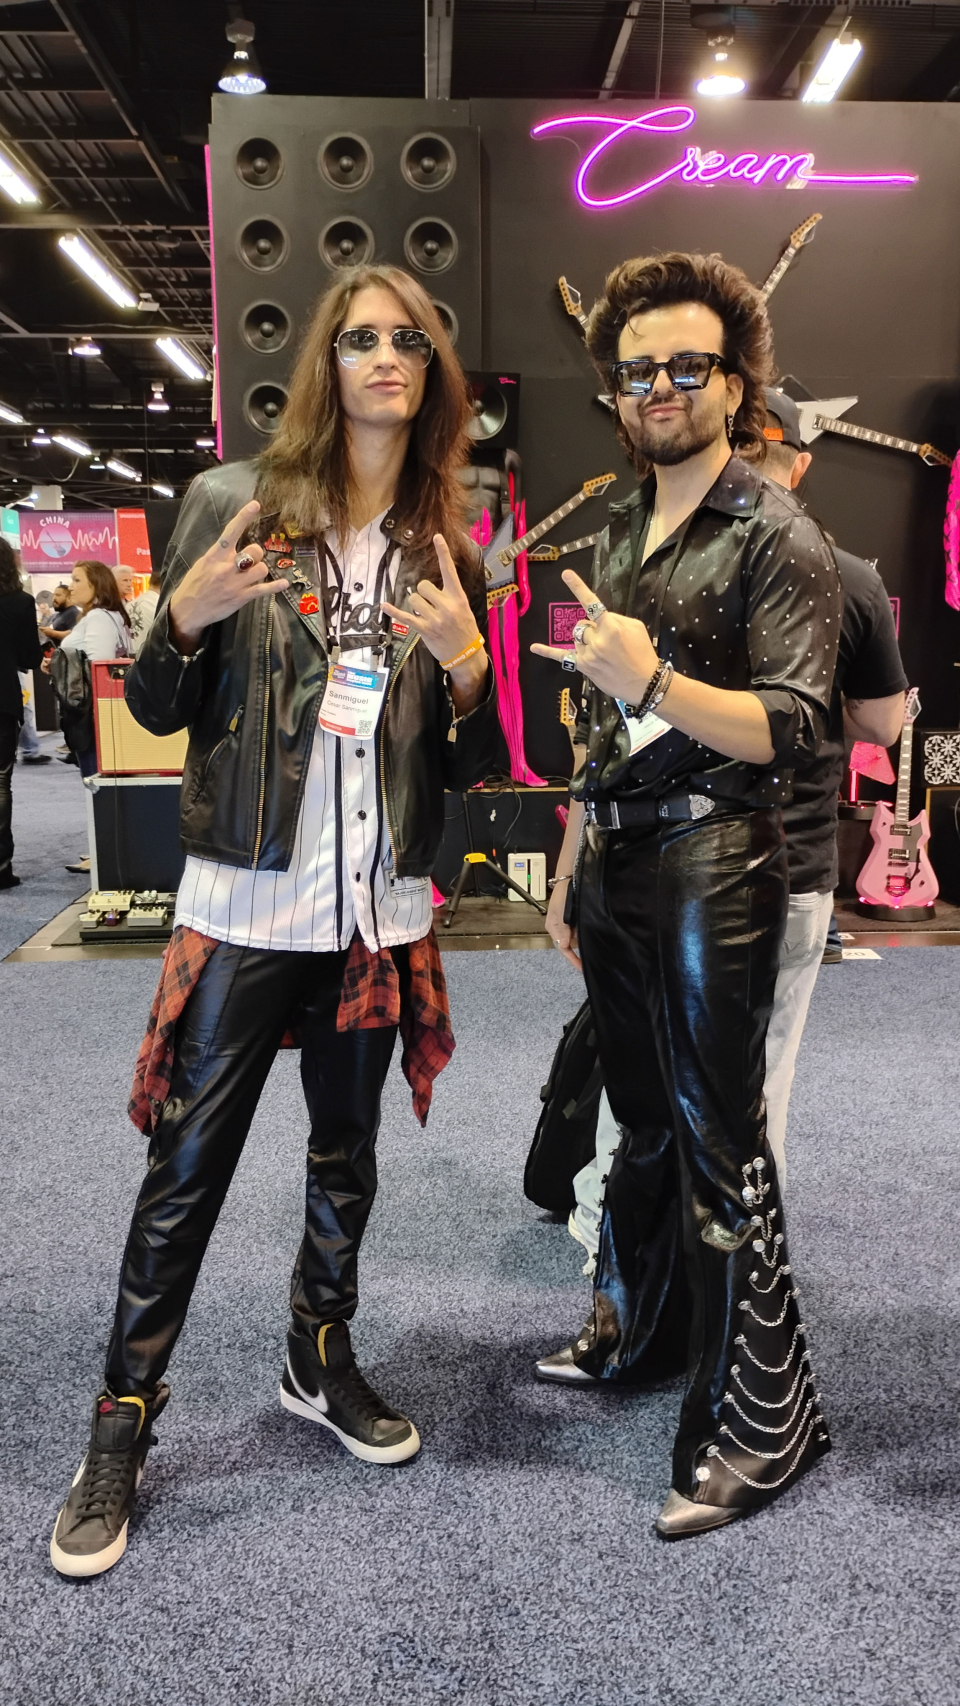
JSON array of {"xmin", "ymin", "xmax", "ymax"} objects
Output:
[{"xmin": 689, "ymin": 793, "xmax": 715, "ymax": 819}]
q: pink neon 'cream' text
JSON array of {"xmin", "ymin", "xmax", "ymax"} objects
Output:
[{"xmin": 531, "ymin": 107, "xmax": 918, "ymax": 207}]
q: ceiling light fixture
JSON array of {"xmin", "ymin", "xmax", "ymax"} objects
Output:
[
  {"xmin": 69, "ymin": 336, "xmax": 102, "ymax": 357},
  {"xmin": 802, "ymin": 31, "xmax": 863, "ymax": 104},
  {"xmin": 106, "ymin": 458, "xmax": 141, "ymax": 480},
  {"xmin": 218, "ymin": 17, "xmax": 267, "ymax": 94},
  {"xmin": 31, "ymin": 429, "xmax": 51, "ymax": 446},
  {"xmin": 89, "ymin": 459, "xmax": 105, "ymax": 471},
  {"xmin": 52, "ymin": 433, "xmax": 95, "ymax": 458},
  {"xmin": 155, "ymin": 336, "xmax": 209, "ymax": 381},
  {"xmin": 147, "ymin": 381, "xmax": 170, "ymax": 413},
  {"xmin": 0, "ymin": 401, "xmax": 25, "ymax": 425},
  {"xmin": 58, "ymin": 234, "xmax": 138, "ymax": 310},
  {"xmin": 0, "ymin": 143, "xmax": 40, "ymax": 206},
  {"xmin": 693, "ymin": 7, "xmax": 746, "ymax": 98},
  {"xmin": 151, "ymin": 481, "xmax": 176, "ymax": 498},
  {"xmin": 196, "ymin": 436, "xmax": 216, "ymax": 449}
]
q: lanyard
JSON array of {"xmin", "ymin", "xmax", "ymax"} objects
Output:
[{"xmin": 318, "ymin": 536, "xmax": 397, "ymax": 659}]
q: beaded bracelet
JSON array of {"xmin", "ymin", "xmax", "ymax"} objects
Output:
[
  {"xmin": 441, "ymin": 633, "xmax": 485, "ymax": 671},
  {"xmin": 645, "ymin": 658, "xmax": 674, "ymax": 715}
]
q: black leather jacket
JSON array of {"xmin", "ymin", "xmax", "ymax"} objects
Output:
[{"xmin": 125, "ymin": 461, "xmax": 499, "ymax": 876}]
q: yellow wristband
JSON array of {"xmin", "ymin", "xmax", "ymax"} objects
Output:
[{"xmin": 441, "ymin": 633, "xmax": 485, "ymax": 671}]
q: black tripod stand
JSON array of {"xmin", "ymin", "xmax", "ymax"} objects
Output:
[{"xmin": 441, "ymin": 851, "xmax": 547, "ymax": 930}]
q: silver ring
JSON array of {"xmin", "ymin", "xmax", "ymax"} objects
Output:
[
  {"xmin": 584, "ymin": 600, "xmax": 606, "ymax": 622},
  {"xmin": 560, "ymin": 652, "xmax": 578, "ymax": 672},
  {"xmin": 572, "ymin": 619, "xmax": 589, "ymax": 647}
]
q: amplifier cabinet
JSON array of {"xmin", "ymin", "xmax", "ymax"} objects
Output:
[
  {"xmin": 925, "ymin": 787, "xmax": 960, "ymax": 904},
  {"xmin": 94, "ymin": 661, "xmax": 188, "ymax": 775},
  {"xmin": 86, "ymin": 776, "xmax": 185, "ymax": 893},
  {"xmin": 208, "ymin": 95, "xmax": 481, "ymax": 462}
]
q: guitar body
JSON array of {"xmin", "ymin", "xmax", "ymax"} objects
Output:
[{"xmin": 856, "ymin": 801, "xmax": 939, "ymax": 919}]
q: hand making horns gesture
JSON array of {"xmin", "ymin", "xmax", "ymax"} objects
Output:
[
  {"xmin": 169, "ymin": 501, "xmax": 289, "ymax": 651},
  {"xmin": 381, "ymin": 533, "xmax": 483, "ymax": 670},
  {"xmin": 530, "ymin": 568, "xmax": 660, "ymax": 704}
]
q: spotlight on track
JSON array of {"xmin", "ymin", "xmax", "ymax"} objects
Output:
[
  {"xmin": 692, "ymin": 8, "xmax": 746, "ymax": 97},
  {"xmin": 218, "ymin": 17, "xmax": 266, "ymax": 94}
]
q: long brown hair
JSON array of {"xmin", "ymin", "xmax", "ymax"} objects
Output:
[
  {"xmin": 585, "ymin": 252, "xmax": 774, "ymax": 477},
  {"xmin": 257, "ymin": 264, "xmax": 473, "ymax": 553},
  {"xmin": 76, "ymin": 559, "xmax": 131, "ymax": 628}
]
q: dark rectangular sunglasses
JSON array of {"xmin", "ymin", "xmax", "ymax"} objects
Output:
[{"xmin": 612, "ymin": 352, "xmax": 728, "ymax": 397}]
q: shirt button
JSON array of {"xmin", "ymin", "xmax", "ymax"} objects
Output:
[
  {"xmin": 354, "ymin": 582, "xmax": 363, "ymax": 592},
  {"xmin": 356, "ymin": 747, "xmax": 365, "ymax": 757},
  {"xmin": 358, "ymin": 809, "xmax": 367, "ymax": 819}
]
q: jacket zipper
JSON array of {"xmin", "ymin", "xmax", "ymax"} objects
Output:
[
  {"xmin": 252, "ymin": 609, "xmax": 271, "ymax": 868},
  {"xmin": 189, "ymin": 703, "xmax": 244, "ymax": 802},
  {"xmin": 379, "ymin": 637, "xmax": 418, "ymax": 865}
]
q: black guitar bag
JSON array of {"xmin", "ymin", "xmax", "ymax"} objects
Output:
[{"xmin": 524, "ymin": 999, "xmax": 603, "ymax": 1215}]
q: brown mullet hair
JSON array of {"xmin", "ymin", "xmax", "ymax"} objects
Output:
[
  {"xmin": 257, "ymin": 264, "xmax": 473, "ymax": 557},
  {"xmin": 585, "ymin": 252, "xmax": 774, "ymax": 477}
]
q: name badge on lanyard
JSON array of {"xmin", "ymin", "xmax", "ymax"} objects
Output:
[
  {"xmin": 319, "ymin": 661, "xmax": 389, "ymax": 740},
  {"xmin": 615, "ymin": 701, "xmax": 670, "ymax": 757}
]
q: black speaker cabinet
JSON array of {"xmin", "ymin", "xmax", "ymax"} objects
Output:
[
  {"xmin": 209, "ymin": 95, "xmax": 481, "ymax": 461},
  {"xmin": 926, "ymin": 787, "xmax": 960, "ymax": 903}
]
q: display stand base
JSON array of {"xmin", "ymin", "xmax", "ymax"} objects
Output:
[{"xmin": 856, "ymin": 900, "xmax": 937, "ymax": 923}]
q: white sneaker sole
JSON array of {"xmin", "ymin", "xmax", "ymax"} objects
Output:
[
  {"xmin": 49, "ymin": 1458, "xmax": 144, "ymax": 1579},
  {"xmin": 279, "ymin": 1384, "xmax": 421, "ymax": 1464}
]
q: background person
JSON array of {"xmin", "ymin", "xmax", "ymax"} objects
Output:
[
  {"xmin": 39, "ymin": 582, "xmax": 80, "ymax": 645},
  {"xmin": 126, "ymin": 568, "xmax": 162, "ymax": 656},
  {"xmin": 0, "ymin": 536, "xmax": 42, "ymax": 888},
  {"xmin": 45, "ymin": 558, "xmax": 130, "ymax": 777},
  {"xmin": 112, "ymin": 564, "xmax": 135, "ymax": 604}
]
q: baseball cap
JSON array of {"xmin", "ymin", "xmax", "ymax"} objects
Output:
[{"xmin": 763, "ymin": 387, "xmax": 803, "ymax": 451}]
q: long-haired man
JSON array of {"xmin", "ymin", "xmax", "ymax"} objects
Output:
[
  {"xmin": 532, "ymin": 254, "xmax": 840, "ymax": 1537},
  {"xmin": 51, "ymin": 265, "xmax": 498, "ymax": 1577}
]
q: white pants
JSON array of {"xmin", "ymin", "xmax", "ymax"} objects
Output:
[{"xmin": 572, "ymin": 889, "xmax": 834, "ymax": 1262}]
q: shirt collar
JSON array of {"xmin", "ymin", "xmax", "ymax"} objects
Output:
[{"xmin": 610, "ymin": 454, "xmax": 763, "ymax": 524}]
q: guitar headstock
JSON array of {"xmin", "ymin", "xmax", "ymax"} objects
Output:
[
  {"xmin": 559, "ymin": 687, "xmax": 578, "ymax": 729},
  {"xmin": 919, "ymin": 444, "xmax": 953, "ymax": 468},
  {"xmin": 581, "ymin": 473, "xmax": 617, "ymax": 498},
  {"xmin": 528, "ymin": 545, "xmax": 560, "ymax": 561},
  {"xmin": 558, "ymin": 276, "xmax": 584, "ymax": 320},
  {"xmin": 904, "ymin": 686, "xmax": 921, "ymax": 725},
  {"xmin": 789, "ymin": 213, "xmax": 822, "ymax": 249}
]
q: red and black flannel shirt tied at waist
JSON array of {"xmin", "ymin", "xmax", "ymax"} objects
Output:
[{"xmin": 129, "ymin": 925, "xmax": 454, "ymax": 1135}]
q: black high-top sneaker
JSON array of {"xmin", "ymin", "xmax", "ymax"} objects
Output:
[
  {"xmin": 280, "ymin": 1322, "xmax": 420, "ymax": 1464},
  {"xmin": 50, "ymin": 1386, "xmax": 169, "ymax": 1578}
]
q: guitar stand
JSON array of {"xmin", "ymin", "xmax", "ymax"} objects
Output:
[{"xmin": 441, "ymin": 851, "xmax": 547, "ymax": 929}]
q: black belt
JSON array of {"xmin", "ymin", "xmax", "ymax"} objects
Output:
[{"xmin": 585, "ymin": 791, "xmax": 723, "ymax": 828}]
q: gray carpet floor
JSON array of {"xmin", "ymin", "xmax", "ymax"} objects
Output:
[{"xmin": 1, "ymin": 756, "xmax": 958, "ymax": 1706}]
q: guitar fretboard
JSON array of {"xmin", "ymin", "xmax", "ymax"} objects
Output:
[
  {"xmin": 815, "ymin": 414, "xmax": 940, "ymax": 463},
  {"xmin": 497, "ymin": 491, "xmax": 590, "ymax": 566},
  {"xmin": 529, "ymin": 532, "xmax": 600, "ymax": 562},
  {"xmin": 760, "ymin": 246, "xmax": 797, "ymax": 303},
  {"xmin": 894, "ymin": 721, "xmax": 915, "ymax": 830}
]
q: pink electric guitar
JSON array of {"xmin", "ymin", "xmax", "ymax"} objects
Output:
[{"xmin": 856, "ymin": 688, "xmax": 938, "ymax": 921}]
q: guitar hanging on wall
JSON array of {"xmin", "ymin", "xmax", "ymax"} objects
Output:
[
  {"xmin": 483, "ymin": 474, "xmax": 616, "ymax": 591},
  {"xmin": 856, "ymin": 688, "xmax": 939, "ymax": 921},
  {"xmin": 528, "ymin": 533, "xmax": 599, "ymax": 562},
  {"xmin": 759, "ymin": 214, "xmax": 822, "ymax": 302},
  {"xmin": 558, "ymin": 277, "xmax": 616, "ymax": 413},
  {"xmin": 794, "ymin": 398, "xmax": 952, "ymax": 469}
]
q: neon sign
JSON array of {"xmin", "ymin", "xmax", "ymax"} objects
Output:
[{"xmin": 531, "ymin": 107, "xmax": 917, "ymax": 208}]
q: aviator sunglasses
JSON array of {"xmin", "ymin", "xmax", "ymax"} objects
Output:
[
  {"xmin": 612, "ymin": 351, "xmax": 729, "ymax": 397},
  {"xmin": 334, "ymin": 325, "xmax": 435, "ymax": 369}
]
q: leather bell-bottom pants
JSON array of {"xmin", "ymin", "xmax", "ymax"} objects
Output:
[
  {"xmin": 576, "ymin": 810, "xmax": 830, "ymax": 1512},
  {"xmin": 104, "ymin": 941, "xmax": 401, "ymax": 1399},
  {"xmin": 0, "ymin": 711, "xmax": 18, "ymax": 874}
]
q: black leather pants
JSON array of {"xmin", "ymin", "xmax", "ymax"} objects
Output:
[
  {"xmin": 577, "ymin": 810, "xmax": 830, "ymax": 1510},
  {"xmin": 0, "ymin": 711, "xmax": 17, "ymax": 874},
  {"xmin": 104, "ymin": 942, "xmax": 401, "ymax": 1398}
]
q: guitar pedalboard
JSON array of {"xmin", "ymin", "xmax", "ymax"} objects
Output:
[{"xmin": 78, "ymin": 890, "xmax": 178, "ymax": 942}]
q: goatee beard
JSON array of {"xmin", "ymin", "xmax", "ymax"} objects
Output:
[{"xmin": 629, "ymin": 404, "xmax": 725, "ymax": 468}]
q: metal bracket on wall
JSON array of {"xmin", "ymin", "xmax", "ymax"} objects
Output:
[{"xmin": 425, "ymin": 0, "xmax": 455, "ymax": 99}]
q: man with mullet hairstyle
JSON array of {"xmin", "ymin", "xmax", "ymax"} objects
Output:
[
  {"xmin": 50, "ymin": 265, "xmax": 499, "ymax": 1578},
  {"xmin": 532, "ymin": 253, "xmax": 840, "ymax": 1537}
]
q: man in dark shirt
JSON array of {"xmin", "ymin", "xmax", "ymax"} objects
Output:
[
  {"xmin": 761, "ymin": 391, "xmax": 906, "ymax": 1182},
  {"xmin": 531, "ymin": 253, "xmax": 839, "ymax": 1538},
  {"xmin": 0, "ymin": 540, "xmax": 42, "ymax": 885},
  {"xmin": 39, "ymin": 582, "xmax": 80, "ymax": 643}
]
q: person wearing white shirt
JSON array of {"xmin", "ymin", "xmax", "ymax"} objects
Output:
[{"xmin": 49, "ymin": 559, "xmax": 130, "ymax": 778}]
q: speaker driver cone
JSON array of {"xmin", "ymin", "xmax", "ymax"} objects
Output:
[
  {"xmin": 401, "ymin": 133, "xmax": 456, "ymax": 191},
  {"xmin": 319, "ymin": 218, "xmax": 375, "ymax": 269},
  {"xmin": 236, "ymin": 138, "xmax": 283, "ymax": 189},
  {"xmin": 404, "ymin": 218, "xmax": 457, "ymax": 275},
  {"xmin": 467, "ymin": 382, "xmax": 509, "ymax": 442},
  {"xmin": 242, "ymin": 303, "xmax": 291, "ymax": 354},
  {"xmin": 238, "ymin": 218, "xmax": 289, "ymax": 273},
  {"xmin": 431, "ymin": 300, "xmax": 459, "ymax": 347},
  {"xmin": 319, "ymin": 133, "xmax": 373, "ymax": 190},
  {"xmin": 244, "ymin": 383, "xmax": 288, "ymax": 434}
]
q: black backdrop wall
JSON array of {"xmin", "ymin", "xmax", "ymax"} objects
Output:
[{"xmin": 209, "ymin": 95, "xmax": 960, "ymax": 782}]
